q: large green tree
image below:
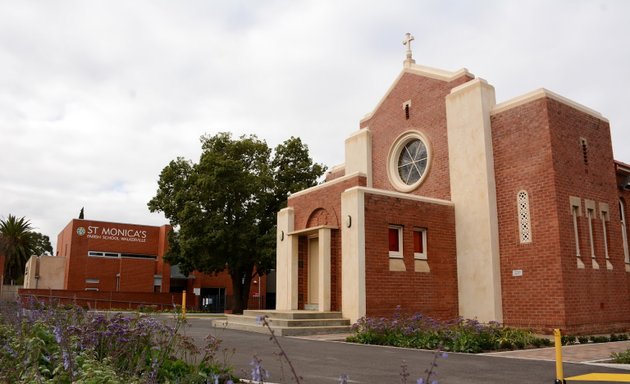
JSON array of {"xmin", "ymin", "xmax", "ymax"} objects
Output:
[
  {"xmin": 31, "ymin": 232, "xmax": 53, "ymax": 256},
  {"xmin": 148, "ymin": 133, "xmax": 326, "ymax": 313},
  {"xmin": 0, "ymin": 215, "xmax": 52, "ymax": 284}
]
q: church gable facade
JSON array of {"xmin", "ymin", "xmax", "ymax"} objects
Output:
[{"xmin": 276, "ymin": 48, "xmax": 630, "ymax": 333}]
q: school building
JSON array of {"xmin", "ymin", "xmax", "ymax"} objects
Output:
[
  {"xmin": 22, "ymin": 218, "xmax": 267, "ymax": 312},
  {"xmin": 275, "ymin": 38, "xmax": 630, "ymax": 334}
]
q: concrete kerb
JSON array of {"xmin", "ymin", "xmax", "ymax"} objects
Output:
[{"xmin": 293, "ymin": 332, "xmax": 630, "ymax": 371}]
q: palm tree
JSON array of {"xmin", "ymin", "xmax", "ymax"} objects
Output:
[{"xmin": 0, "ymin": 215, "xmax": 35, "ymax": 284}]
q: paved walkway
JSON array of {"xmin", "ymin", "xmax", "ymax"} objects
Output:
[
  {"xmin": 293, "ymin": 333, "xmax": 630, "ymax": 369},
  {"xmin": 481, "ymin": 340, "xmax": 630, "ymax": 372}
]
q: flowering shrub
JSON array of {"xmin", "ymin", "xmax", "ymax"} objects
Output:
[
  {"xmin": 347, "ymin": 310, "xmax": 551, "ymax": 353},
  {"xmin": 612, "ymin": 349, "xmax": 630, "ymax": 364},
  {"xmin": 0, "ymin": 298, "xmax": 236, "ymax": 383}
]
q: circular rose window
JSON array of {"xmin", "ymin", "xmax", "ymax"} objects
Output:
[{"xmin": 387, "ymin": 131, "xmax": 431, "ymax": 192}]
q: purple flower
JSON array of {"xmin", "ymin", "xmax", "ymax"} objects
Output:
[
  {"xmin": 53, "ymin": 326, "xmax": 63, "ymax": 344},
  {"xmin": 250, "ymin": 355, "xmax": 269, "ymax": 381},
  {"xmin": 62, "ymin": 351, "xmax": 71, "ymax": 370}
]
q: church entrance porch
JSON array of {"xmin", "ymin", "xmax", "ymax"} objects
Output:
[{"xmin": 276, "ymin": 222, "xmax": 335, "ymax": 312}]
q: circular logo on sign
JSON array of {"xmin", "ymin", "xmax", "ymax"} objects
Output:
[{"xmin": 76, "ymin": 227, "xmax": 86, "ymax": 236}]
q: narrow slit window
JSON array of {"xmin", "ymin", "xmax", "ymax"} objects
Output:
[
  {"xmin": 580, "ymin": 138, "xmax": 589, "ymax": 166},
  {"xmin": 600, "ymin": 205, "xmax": 610, "ymax": 260},
  {"xmin": 517, "ymin": 191, "xmax": 532, "ymax": 243},
  {"xmin": 587, "ymin": 208, "xmax": 595, "ymax": 259},
  {"xmin": 402, "ymin": 100, "xmax": 411, "ymax": 120}
]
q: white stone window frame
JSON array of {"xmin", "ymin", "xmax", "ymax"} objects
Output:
[
  {"xmin": 387, "ymin": 130, "xmax": 432, "ymax": 193},
  {"xmin": 517, "ymin": 190, "xmax": 532, "ymax": 244},
  {"xmin": 620, "ymin": 199, "xmax": 630, "ymax": 266},
  {"xmin": 388, "ymin": 225, "xmax": 404, "ymax": 259},
  {"xmin": 585, "ymin": 199, "xmax": 596, "ymax": 259},
  {"xmin": 570, "ymin": 196, "xmax": 582, "ymax": 258},
  {"xmin": 599, "ymin": 203, "xmax": 610, "ymax": 260},
  {"xmin": 413, "ymin": 228, "xmax": 428, "ymax": 260}
]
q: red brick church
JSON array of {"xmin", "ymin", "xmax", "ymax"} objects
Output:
[{"xmin": 275, "ymin": 35, "xmax": 630, "ymax": 333}]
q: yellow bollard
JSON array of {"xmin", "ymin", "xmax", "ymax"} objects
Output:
[
  {"xmin": 182, "ymin": 290, "xmax": 186, "ymax": 320},
  {"xmin": 554, "ymin": 329, "xmax": 565, "ymax": 384}
]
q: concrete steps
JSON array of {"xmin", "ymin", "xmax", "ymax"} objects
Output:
[{"xmin": 212, "ymin": 310, "xmax": 352, "ymax": 336}]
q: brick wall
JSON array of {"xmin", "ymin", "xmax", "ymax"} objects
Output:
[
  {"xmin": 183, "ymin": 269, "xmax": 267, "ymax": 310},
  {"xmin": 363, "ymin": 192, "xmax": 458, "ymax": 320},
  {"xmin": 19, "ymin": 288, "xmax": 190, "ymax": 311},
  {"xmin": 360, "ymin": 72, "xmax": 472, "ymax": 200},
  {"xmin": 492, "ymin": 98, "xmax": 567, "ymax": 329},
  {"xmin": 492, "ymin": 97, "xmax": 630, "ymax": 333},
  {"xmin": 288, "ymin": 175, "xmax": 367, "ymax": 231},
  {"xmin": 119, "ymin": 259, "xmax": 155, "ymax": 292},
  {"xmin": 57, "ymin": 219, "xmax": 168, "ymax": 292}
]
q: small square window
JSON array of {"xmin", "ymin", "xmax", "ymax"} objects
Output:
[
  {"xmin": 388, "ymin": 226, "xmax": 403, "ymax": 258},
  {"xmin": 413, "ymin": 229, "xmax": 427, "ymax": 260}
]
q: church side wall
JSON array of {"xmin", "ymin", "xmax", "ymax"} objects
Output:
[
  {"xmin": 493, "ymin": 96, "xmax": 630, "ymax": 333},
  {"xmin": 362, "ymin": 193, "xmax": 458, "ymax": 320},
  {"xmin": 546, "ymin": 98, "xmax": 630, "ymax": 333},
  {"xmin": 360, "ymin": 73, "xmax": 471, "ymax": 201},
  {"xmin": 619, "ymin": 185, "xmax": 630, "ymax": 296},
  {"xmin": 617, "ymin": 172, "xmax": 630, "ymax": 292},
  {"xmin": 492, "ymin": 98, "xmax": 567, "ymax": 330}
]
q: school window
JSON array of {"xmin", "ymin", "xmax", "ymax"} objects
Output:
[
  {"xmin": 388, "ymin": 225, "xmax": 403, "ymax": 258},
  {"xmin": 413, "ymin": 228, "xmax": 427, "ymax": 260},
  {"xmin": 517, "ymin": 190, "xmax": 532, "ymax": 244},
  {"xmin": 154, "ymin": 275, "xmax": 163, "ymax": 293}
]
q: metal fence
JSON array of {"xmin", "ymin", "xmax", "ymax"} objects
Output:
[{"xmin": 17, "ymin": 288, "xmax": 272, "ymax": 313}]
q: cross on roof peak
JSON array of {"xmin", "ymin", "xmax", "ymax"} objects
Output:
[{"xmin": 403, "ymin": 32, "xmax": 416, "ymax": 65}]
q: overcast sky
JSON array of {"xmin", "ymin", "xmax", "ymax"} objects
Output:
[{"xmin": 1, "ymin": 0, "xmax": 629, "ymax": 251}]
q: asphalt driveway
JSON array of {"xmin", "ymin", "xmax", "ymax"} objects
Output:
[{"xmin": 178, "ymin": 316, "xmax": 629, "ymax": 384}]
